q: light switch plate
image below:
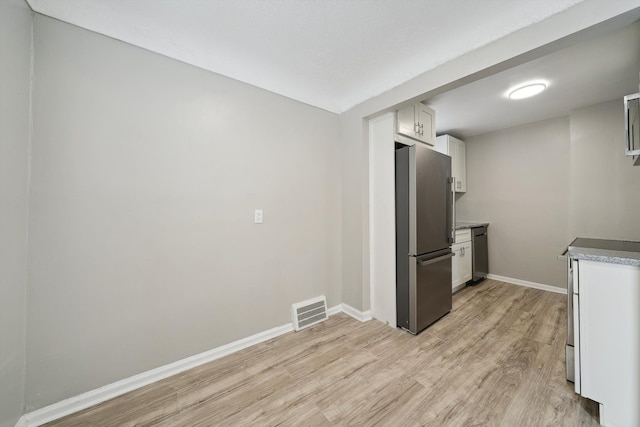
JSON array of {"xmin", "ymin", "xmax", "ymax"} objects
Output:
[{"xmin": 254, "ymin": 209, "xmax": 263, "ymax": 224}]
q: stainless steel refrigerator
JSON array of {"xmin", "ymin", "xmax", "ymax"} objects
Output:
[{"xmin": 396, "ymin": 143, "xmax": 454, "ymax": 334}]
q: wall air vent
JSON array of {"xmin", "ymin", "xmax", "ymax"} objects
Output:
[{"xmin": 292, "ymin": 295, "xmax": 328, "ymax": 331}]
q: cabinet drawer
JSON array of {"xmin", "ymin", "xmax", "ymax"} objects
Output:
[{"xmin": 455, "ymin": 229, "xmax": 471, "ymax": 243}]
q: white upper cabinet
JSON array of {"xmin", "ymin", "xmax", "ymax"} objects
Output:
[
  {"xmin": 416, "ymin": 103, "xmax": 435, "ymax": 143},
  {"xmin": 456, "ymin": 139, "xmax": 466, "ymax": 192},
  {"xmin": 395, "ymin": 103, "xmax": 436, "ymax": 146},
  {"xmin": 434, "ymin": 134, "xmax": 467, "ymax": 193}
]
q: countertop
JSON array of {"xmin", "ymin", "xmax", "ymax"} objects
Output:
[
  {"xmin": 455, "ymin": 222, "xmax": 489, "ymax": 230},
  {"xmin": 566, "ymin": 237, "xmax": 640, "ymax": 267}
]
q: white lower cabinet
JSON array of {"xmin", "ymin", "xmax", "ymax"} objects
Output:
[
  {"xmin": 452, "ymin": 229, "xmax": 472, "ymax": 292},
  {"xmin": 451, "ymin": 244, "xmax": 461, "ymax": 290},
  {"xmin": 573, "ymin": 260, "xmax": 640, "ymax": 426},
  {"xmin": 459, "ymin": 241, "xmax": 472, "ymax": 283}
]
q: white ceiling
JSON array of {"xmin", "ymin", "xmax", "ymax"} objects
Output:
[
  {"xmin": 27, "ymin": 0, "xmax": 584, "ymax": 114},
  {"xmin": 428, "ymin": 19, "xmax": 640, "ymax": 139}
]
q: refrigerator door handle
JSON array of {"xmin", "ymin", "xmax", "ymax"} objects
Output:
[
  {"xmin": 448, "ymin": 177, "xmax": 456, "ymax": 244},
  {"xmin": 418, "ymin": 252, "xmax": 455, "ymax": 267}
]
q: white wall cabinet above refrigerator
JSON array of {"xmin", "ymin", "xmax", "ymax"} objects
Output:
[
  {"xmin": 434, "ymin": 134, "xmax": 466, "ymax": 193},
  {"xmin": 395, "ymin": 103, "xmax": 436, "ymax": 146}
]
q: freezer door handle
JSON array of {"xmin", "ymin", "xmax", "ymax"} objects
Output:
[{"xmin": 418, "ymin": 252, "xmax": 455, "ymax": 267}]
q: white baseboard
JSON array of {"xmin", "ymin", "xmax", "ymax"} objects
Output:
[
  {"xmin": 15, "ymin": 303, "xmax": 353, "ymax": 427},
  {"xmin": 487, "ymin": 274, "xmax": 567, "ymax": 295},
  {"xmin": 17, "ymin": 321, "xmax": 294, "ymax": 427},
  {"xmin": 326, "ymin": 304, "xmax": 342, "ymax": 316},
  {"xmin": 341, "ymin": 303, "xmax": 373, "ymax": 322}
]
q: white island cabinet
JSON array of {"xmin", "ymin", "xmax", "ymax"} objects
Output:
[{"xmin": 568, "ymin": 238, "xmax": 640, "ymax": 427}]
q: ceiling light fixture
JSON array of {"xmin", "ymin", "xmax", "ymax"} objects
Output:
[{"xmin": 507, "ymin": 82, "xmax": 547, "ymax": 100}]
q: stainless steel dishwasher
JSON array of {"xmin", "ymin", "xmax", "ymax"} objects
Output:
[{"xmin": 471, "ymin": 226, "xmax": 488, "ymax": 282}]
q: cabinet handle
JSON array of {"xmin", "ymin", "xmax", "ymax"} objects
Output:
[
  {"xmin": 414, "ymin": 122, "xmax": 420, "ymax": 135},
  {"xmin": 419, "ymin": 123, "xmax": 424, "ymax": 136}
]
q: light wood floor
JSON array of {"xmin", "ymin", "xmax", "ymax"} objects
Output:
[{"xmin": 47, "ymin": 280, "xmax": 599, "ymax": 426}]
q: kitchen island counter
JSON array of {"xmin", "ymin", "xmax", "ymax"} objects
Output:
[{"xmin": 567, "ymin": 237, "xmax": 640, "ymax": 267}]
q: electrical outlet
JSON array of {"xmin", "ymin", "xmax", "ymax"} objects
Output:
[{"xmin": 254, "ymin": 209, "xmax": 263, "ymax": 224}]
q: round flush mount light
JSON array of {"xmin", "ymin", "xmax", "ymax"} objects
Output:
[{"xmin": 507, "ymin": 82, "xmax": 547, "ymax": 100}]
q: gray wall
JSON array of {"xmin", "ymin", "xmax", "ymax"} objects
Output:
[
  {"xmin": 26, "ymin": 15, "xmax": 341, "ymax": 409},
  {"xmin": 569, "ymin": 99, "xmax": 640, "ymax": 241},
  {"xmin": 339, "ymin": 111, "xmax": 367, "ymax": 310},
  {"xmin": 457, "ymin": 118, "xmax": 571, "ymax": 288},
  {"xmin": 0, "ymin": 0, "xmax": 32, "ymax": 425}
]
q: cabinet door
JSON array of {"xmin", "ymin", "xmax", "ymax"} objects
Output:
[
  {"xmin": 460, "ymin": 242, "xmax": 472, "ymax": 283},
  {"xmin": 457, "ymin": 140, "xmax": 467, "ymax": 192},
  {"xmin": 434, "ymin": 135, "xmax": 451, "ymax": 156},
  {"xmin": 441, "ymin": 136, "xmax": 466, "ymax": 193},
  {"xmin": 396, "ymin": 105, "xmax": 417, "ymax": 140},
  {"xmin": 416, "ymin": 104, "xmax": 436, "ymax": 145},
  {"xmin": 451, "ymin": 244, "xmax": 462, "ymax": 290}
]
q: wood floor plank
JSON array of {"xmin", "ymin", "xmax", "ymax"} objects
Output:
[
  {"xmin": 45, "ymin": 281, "xmax": 599, "ymax": 426},
  {"xmin": 48, "ymin": 384, "xmax": 180, "ymax": 427}
]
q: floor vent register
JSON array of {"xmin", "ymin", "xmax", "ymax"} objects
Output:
[{"xmin": 292, "ymin": 295, "xmax": 328, "ymax": 331}]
